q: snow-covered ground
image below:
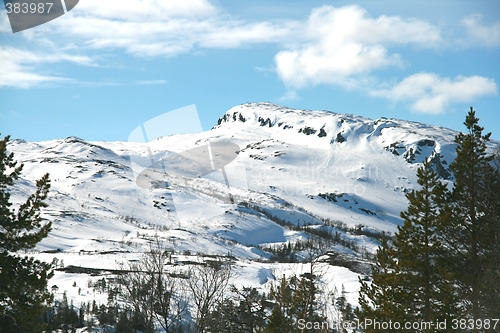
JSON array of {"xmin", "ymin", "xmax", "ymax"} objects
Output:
[{"xmin": 8, "ymin": 102, "xmax": 500, "ymax": 314}]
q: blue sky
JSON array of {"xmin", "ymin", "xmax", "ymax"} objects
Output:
[{"xmin": 1, "ymin": 0, "xmax": 499, "ymax": 142}]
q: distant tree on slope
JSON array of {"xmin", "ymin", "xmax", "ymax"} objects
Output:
[{"xmin": 0, "ymin": 135, "xmax": 53, "ymax": 333}]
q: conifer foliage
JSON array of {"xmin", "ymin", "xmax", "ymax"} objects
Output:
[
  {"xmin": 395, "ymin": 161, "xmax": 456, "ymax": 325},
  {"xmin": 356, "ymin": 234, "xmax": 406, "ymax": 330},
  {"xmin": 446, "ymin": 108, "xmax": 500, "ymax": 324},
  {"xmin": 357, "ymin": 108, "xmax": 500, "ymax": 331},
  {"xmin": 265, "ymin": 273, "xmax": 326, "ymax": 333},
  {"xmin": 357, "ymin": 163, "xmax": 455, "ymax": 332},
  {"xmin": 0, "ymin": 135, "xmax": 53, "ymax": 333}
]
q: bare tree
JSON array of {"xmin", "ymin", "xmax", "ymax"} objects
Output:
[
  {"xmin": 117, "ymin": 237, "xmax": 188, "ymax": 333},
  {"xmin": 184, "ymin": 258, "xmax": 233, "ymax": 333}
]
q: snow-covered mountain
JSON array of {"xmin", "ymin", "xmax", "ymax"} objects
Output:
[{"xmin": 7, "ymin": 102, "xmax": 499, "ymax": 309}]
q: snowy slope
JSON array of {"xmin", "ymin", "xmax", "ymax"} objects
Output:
[{"xmin": 7, "ymin": 102, "xmax": 500, "ymax": 310}]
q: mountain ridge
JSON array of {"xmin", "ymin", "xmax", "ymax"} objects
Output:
[{"xmin": 6, "ymin": 102, "xmax": 500, "ymax": 312}]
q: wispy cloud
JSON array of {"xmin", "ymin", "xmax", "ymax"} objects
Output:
[
  {"xmin": 75, "ymin": 0, "xmax": 217, "ymax": 20},
  {"xmin": 52, "ymin": 0, "xmax": 296, "ymax": 58},
  {"xmin": 0, "ymin": 46, "xmax": 92, "ymax": 88},
  {"xmin": 369, "ymin": 73, "xmax": 498, "ymax": 114},
  {"xmin": 2, "ymin": 0, "xmax": 498, "ymax": 116},
  {"xmin": 1, "ymin": 0, "xmax": 298, "ymax": 87},
  {"xmin": 461, "ymin": 14, "xmax": 500, "ymax": 47}
]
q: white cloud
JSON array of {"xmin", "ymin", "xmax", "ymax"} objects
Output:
[
  {"xmin": 274, "ymin": 5, "xmax": 442, "ymax": 88},
  {"xmin": 77, "ymin": 0, "xmax": 217, "ymax": 20},
  {"xmin": 3, "ymin": 1, "xmax": 495, "ymax": 97},
  {"xmin": 50, "ymin": 0, "xmax": 295, "ymax": 58},
  {"xmin": 2, "ymin": 0, "xmax": 297, "ymax": 87},
  {"xmin": 370, "ymin": 73, "xmax": 498, "ymax": 114},
  {"xmin": 0, "ymin": 46, "xmax": 92, "ymax": 88},
  {"xmin": 199, "ymin": 21, "xmax": 298, "ymax": 48},
  {"xmin": 0, "ymin": 10, "xmax": 11, "ymax": 33},
  {"xmin": 461, "ymin": 14, "xmax": 500, "ymax": 47}
]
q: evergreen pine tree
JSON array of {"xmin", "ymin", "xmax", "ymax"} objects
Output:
[
  {"xmin": 264, "ymin": 306, "xmax": 291, "ymax": 333},
  {"xmin": 445, "ymin": 107, "xmax": 500, "ymax": 324},
  {"xmin": 266, "ymin": 275, "xmax": 295, "ymax": 333},
  {"xmin": 484, "ymin": 149, "xmax": 500, "ymax": 318},
  {"xmin": 356, "ymin": 234, "xmax": 409, "ymax": 331},
  {"xmin": 265, "ymin": 272, "xmax": 326, "ymax": 333},
  {"xmin": 395, "ymin": 161, "xmax": 456, "ymax": 330},
  {"xmin": 78, "ymin": 303, "xmax": 85, "ymax": 328},
  {"xmin": 0, "ymin": 135, "xmax": 53, "ymax": 333},
  {"xmin": 358, "ymin": 108, "xmax": 500, "ymax": 332},
  {"xmin": 115, "ymin": 309, "xmax": 135, "ymax": 333},
  {"xmin": 336, "ymin": 284, "xmax": 354, "ymax": 322},
  {"xmin": 291, "ymin": 274, "xmax": 325, "ymax": 330},
  {"xmin": 357, "ymin": 160, "xmax": 454, "ymax": 332},
  {"xmin": 232, "ymin": 286, "xmax": 268, "ymax": 333}
]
